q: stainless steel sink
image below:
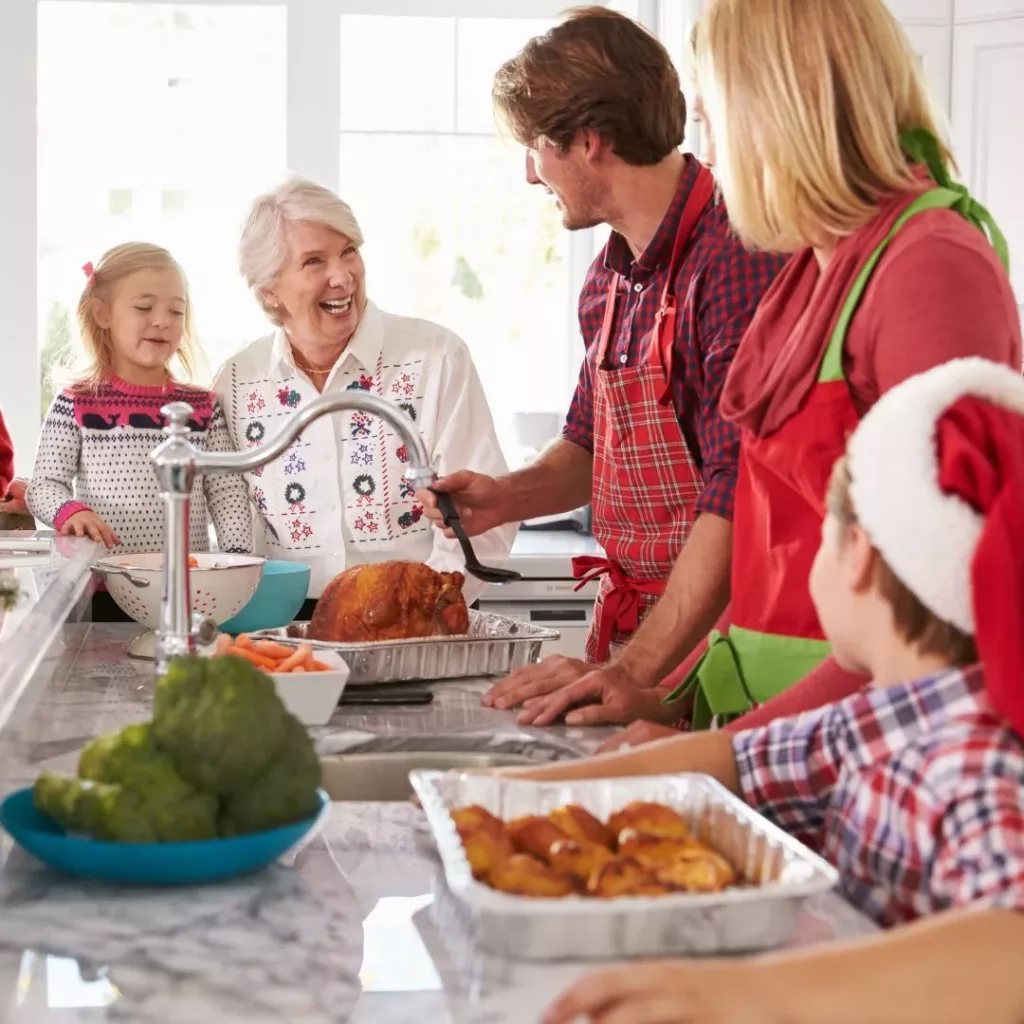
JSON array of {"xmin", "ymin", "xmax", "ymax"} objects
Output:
[{"xmin": 320, "ymin": 752, "xmax": 535, "ymax": 801}]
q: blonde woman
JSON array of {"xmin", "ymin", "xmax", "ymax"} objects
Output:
[
  {"xmin": 214, "ymin": 178, "xmax": 515, "ymax": 609},
  {"xmin": 527, "ymin": 0, "xmax": 1022, "ymax": 736},
  {"xmin": 27, "ymin": 243, "xmax": 251, "ymax": 557}
]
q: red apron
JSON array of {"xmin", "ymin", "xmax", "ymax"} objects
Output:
[
  {"xmin": 572, "ymin": 166, "xmax": 715, "ymax": 663},
  {"xmin": 668, "ymin": 185, "xmax": 1007, "ymax": 727}
]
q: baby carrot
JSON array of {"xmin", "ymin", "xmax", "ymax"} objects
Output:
[
  {"xmin": 275, "ymin": 644, "xmax": 312, "ymax": 672},
  {"xmin": 234, "ymin": 633, "xmax": 254, "ymax": 650},
  {"xmin": 226, "ymin": 646, "xmax": 278, "ymax": 670},
  {"xmin": 252, "ymin": 639, "xmax": 298, "ymax": 659}
]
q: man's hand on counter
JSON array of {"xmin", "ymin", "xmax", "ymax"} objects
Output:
[
  {"xmin": 516, "ymin": 666, "xmax": 684, "ymax": 728},
  {"xmin": 482, "ymin": 653, "xmax": 590, "ymax": 709}
]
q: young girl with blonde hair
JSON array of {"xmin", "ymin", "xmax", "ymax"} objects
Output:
[{"xmin": 27, "ymin": 242, "xmax": 252, "ymax": 557}]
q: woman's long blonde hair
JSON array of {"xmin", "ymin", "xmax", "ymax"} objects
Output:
[
  {"xmin": 693, "ymin": 0, "xmax": 953, "ymax": 252},
  {"xmin": 66, "ymin": 242, "xmax": 199, "ymax": 391}
]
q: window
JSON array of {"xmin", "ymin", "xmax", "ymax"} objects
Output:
[
  {"xmin": 0, "ymin": 0, "xmax": 668, "ymax": 471},
  {"xmin": 37, "ymin": 2, "xmax": 287, "ymax": 412},
  {"xmin": 338, "ymin": 14, "xmax": 576, "ymax": 462}
]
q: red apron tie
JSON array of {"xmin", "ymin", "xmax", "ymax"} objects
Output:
[{"xmin": 572, "ymin": 555, "xmax": 668, "ymax": 662}]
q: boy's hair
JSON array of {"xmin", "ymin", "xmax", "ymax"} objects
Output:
[
  {"xmin": 827, "ymin": 456, "xmax": 977, "ymax": 665},
  {"xmin": 66, "ymin": 242, "xmax": 198, "ymax": 392},
  {"xmin": 492, "ymin": 6, "xmax": 686, "ymax": 166}
]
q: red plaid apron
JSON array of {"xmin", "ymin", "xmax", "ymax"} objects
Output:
[{"xmin": 572, "ymin": 166, "xmax": 714, "ymax": 663}]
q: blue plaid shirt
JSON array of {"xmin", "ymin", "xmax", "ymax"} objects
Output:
[{"xmin": 734, "ymin": 664, "xmax": 1024, "ymax": 927}]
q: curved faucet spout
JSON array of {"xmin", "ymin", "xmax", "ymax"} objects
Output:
[{"xmin": 191, "ymin": 391, "xmax": 435, "ymax": 487}]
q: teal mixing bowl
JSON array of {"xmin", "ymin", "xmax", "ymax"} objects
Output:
[{"xmin": 219, "ymin": 560, "xmax": 311, "ymax": 634}]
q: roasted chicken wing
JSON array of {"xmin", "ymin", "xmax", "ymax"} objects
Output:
[
  {"xmin": 507, "ymin": 815, "xmax": 572, "ymax": 859},
  {"xmin": 459, "ymin": 825, "xmax": 514, "ymax": 880},
  {"xmin": 587, "ymin": 856, "xmax": 669, "ymax": 898},
  {"xmin": 617, "ymin": 829, "xmax": 702, "ymax": 868},
  {"xmin": 546, "ymin": 838, "xmax": 615, "ymax": 884},
  {"xmin": 607, "ymin": 801, "xmax": 691, "ymax": 844},
  {"xmin": 451, "ymin": 804, "xmax": 507, "ymax": 839},
  {"xmin": 488, "ymin": 853, "xmax": 576, "ymax": 898},
  {"xmin": 655, "ymin": 848, "xmax": 737, "ymax": 893},
  {"xmin": 548, "ymin": 804, "xmax": 613, "ymax": 849}
]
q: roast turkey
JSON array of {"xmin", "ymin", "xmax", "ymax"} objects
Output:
[{"xmin": 306, "ymin": 561, "xmax": 469, "ymax": 643}]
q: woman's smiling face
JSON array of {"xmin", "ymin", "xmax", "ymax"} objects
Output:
[{"xmin": 266, "ymin": 220, "xmax": 366, "ymax": 350}]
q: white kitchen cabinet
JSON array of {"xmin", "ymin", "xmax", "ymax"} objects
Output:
[
  {"xmin": 887, "ymin": 0, "xmax": 954, "ymax": 114},
  {"xmin": 951, "ymin": 5, "xmax": 1024, "ymax": 301}
]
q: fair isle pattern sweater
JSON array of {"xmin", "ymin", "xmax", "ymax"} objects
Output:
[{"xmin": 27, "ymin": 377, "xmax": 253, "ymax": 554}]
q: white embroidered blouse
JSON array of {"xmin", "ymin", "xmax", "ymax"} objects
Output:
[{"xmin": 213, "ymin": 301, "xmax": 517, "ymax": 602}]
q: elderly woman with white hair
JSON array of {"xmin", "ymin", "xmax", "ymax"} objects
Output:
[{"xmin": 214, "ymin": 177, "xmax": 516, "ymax": 608}]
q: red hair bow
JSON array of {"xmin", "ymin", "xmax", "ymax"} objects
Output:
[{"xmin": 82, "ymin": 261, "xmax": 96, "ymax": 285}]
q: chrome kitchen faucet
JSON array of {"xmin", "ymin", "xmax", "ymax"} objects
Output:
[{"xmin": 149, "ymin": 396, "xmax": 435, "ymax": 674}]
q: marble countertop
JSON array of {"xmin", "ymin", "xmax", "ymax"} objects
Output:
[{"xmin": 0, "ymin": 623, "xmax": 876, "ymax": 1024}]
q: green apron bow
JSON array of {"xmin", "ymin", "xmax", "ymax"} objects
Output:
[{"xmin": 900, "ymin": 127, "xmax": 1010, "ymax": 272}]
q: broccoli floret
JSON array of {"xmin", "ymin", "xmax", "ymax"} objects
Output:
[
  {"xmin": 220, "ymin": 715, "xmax": 321, "ymax": 836},
  {"xmin": 33, "ymin": 772, "xmax": 85, "ymax": 832},
  {"xmin": 43, "ymin": 725, "xmax": 220, "ymax": 842},
  {"xmin": 152, "ymin": 655, "xmax": 290, "ymax": 797}
]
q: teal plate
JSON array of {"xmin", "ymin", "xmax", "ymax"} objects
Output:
[{"xmin": 0, "ymin": 788, "xmax": 328, "ymax": 885}]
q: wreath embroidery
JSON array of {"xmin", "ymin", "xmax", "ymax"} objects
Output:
[
  {"xmin": 353, "ymin": 474, "xmax": 376, "ymax": 496},
  {"xmin": 398, "ymin": 401, "xmax": 417, "ymax": 422},
  {"xmin": 399, "ymin": 478, "xmax": 414, "ymax": 499},
  {"xmin": 397, "ymin": 505, "xmax": 424, "ymax": 530},
  {"xmin": 285, "ymin": 482, "xmax": 306, "ymax": 507},
  {"xmin": 346, "ymin": 374, "xmax": 374, "ymax": 392},
  {"xmin": 277, "ymin": 387, "xmax": 301, "ymax": 407},
  {"xmin": 245, "ymin": 421, "xmax": 265, "ymax": 446}
]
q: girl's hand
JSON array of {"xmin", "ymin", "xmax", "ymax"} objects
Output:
[
  {"xmin": 542, "ymin": 960, "xmax": 779, "ymax": 1024},
  {"xmin": 60, "ymin": 510, "xmax": 120, "ymax": 548}
]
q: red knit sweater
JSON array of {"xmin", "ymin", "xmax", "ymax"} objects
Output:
[{"xmin": 0, "ymin": 409, "xmax": 14, "ymax": 496}]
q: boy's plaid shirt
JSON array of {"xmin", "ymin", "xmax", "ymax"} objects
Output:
[{"xmin": 733, "ymin": 663, "xmax": 1024, "ymax": 927}]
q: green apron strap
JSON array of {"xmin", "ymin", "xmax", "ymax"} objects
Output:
[
  {"xmin": 818, "ymin": 127, "xmax": 1011, "ymax": 385},
  {"xmin": 818, "ymin": 187, "xmax": 964, "ymax": 383}
]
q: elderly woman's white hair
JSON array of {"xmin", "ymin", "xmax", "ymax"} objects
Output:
[{"xmin": 239, "ymin": 177, "xmax": 365, "ymax": 326}]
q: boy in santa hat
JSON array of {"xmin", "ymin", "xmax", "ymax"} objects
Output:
[{"xmin": 504, "ymin": 357, "xmax": 1024, "ymax": 1024}]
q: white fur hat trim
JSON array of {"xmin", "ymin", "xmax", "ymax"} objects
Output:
[{"xmin": 847, "ymin": 357, "xmax": 1024, "ymax": 636}]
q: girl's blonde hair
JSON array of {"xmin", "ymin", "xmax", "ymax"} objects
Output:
[
  {"xmin": 69, "ymin": 242, "xmax": 198, "ymax": 391},
  {"xmin": 693, "ymin": 0, "xmax": 953, "ymax": 252}
]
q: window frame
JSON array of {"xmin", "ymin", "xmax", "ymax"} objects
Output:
[{"xmin": 2, "ymin": 0, "xmax": 678, "ymax": 468}]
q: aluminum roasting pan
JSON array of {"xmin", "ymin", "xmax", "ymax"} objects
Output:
[
  {"xmin": 253, "ymin": 610, "xmax": 559, "ymax": 685},
  {"xmin": 410, "ymin": 769, "xmax": 839, "ymax": 961}
]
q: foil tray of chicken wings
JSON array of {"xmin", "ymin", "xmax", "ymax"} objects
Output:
[
  {"xmin": 410, "ymin": 769, "xmax": 839, "ymax": 961},
  {"xmin": 253, "ymin": 610, "xmax": 559, "ymax": 685}
]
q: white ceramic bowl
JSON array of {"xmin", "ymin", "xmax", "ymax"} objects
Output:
[
  {"xmin": 94, "ymin": 552, "xmax": 265, "ymax": 629},
  {"xmin": 199, "ymin": 645, "xmax": 349, "ymax": 725}
]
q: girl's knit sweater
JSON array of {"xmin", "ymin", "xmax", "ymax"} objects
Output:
[{"xmin": 27, "ymin": 376, "xmax": 252, "ymax": 553}]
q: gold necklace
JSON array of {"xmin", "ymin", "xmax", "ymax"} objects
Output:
[{"xmin": 290, "ymin": 349, "xmax": 337, "ymax": 376}]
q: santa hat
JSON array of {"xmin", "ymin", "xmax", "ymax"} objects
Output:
[{"xmin": 847, "ymin": 357, "xmax": 1024, "ymax": 736}]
